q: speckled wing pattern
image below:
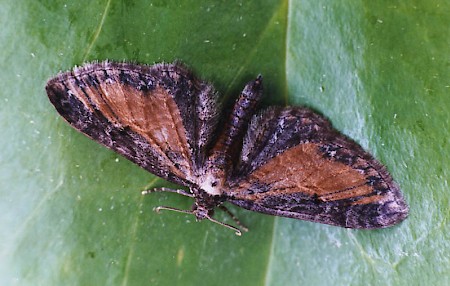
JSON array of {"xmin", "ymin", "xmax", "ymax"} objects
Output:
[
  {"xmin": 226, "ymin": 107, "xmax": 408, "ymax": 228},
  {"xmin": 47, "ymin": 61, "xmax": 408, "ymax": 231},
  {"xmin": 46, "ymin": 62, "xmax": 219, "ymax": 187}
]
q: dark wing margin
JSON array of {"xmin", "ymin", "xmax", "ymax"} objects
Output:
[
  {"xmin": 226, "ymin": 107, "xmax": 408, "ymax": 229},
  {"xmin": 46, "ymin": 61, "xmax": 220, "ymax": 186}
]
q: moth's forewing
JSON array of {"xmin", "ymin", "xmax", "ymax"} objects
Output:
[
  {"xmin": 46, "ymin": 62, "xmax": 219, "ymax": 186},
  {"xmin": 227, "ymin": 107, "xmax": 408, "ymax": 229}
]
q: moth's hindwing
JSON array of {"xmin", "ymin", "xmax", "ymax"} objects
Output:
[
  {"xmin": 46, "ymin": 62, "xmax": 219, "ymax": 186},
  {"xmin": 227, "ymin": 107, "xmax": 408, "ymax": 229}
]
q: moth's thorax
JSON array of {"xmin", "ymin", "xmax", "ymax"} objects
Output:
[{"xmin": 197, "ymin": 171, "xmax": 225, "ymax": 196}]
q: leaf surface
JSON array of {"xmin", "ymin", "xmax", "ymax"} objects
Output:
[{"xmin": 1, "ymin": 1, "xmax": 449, "ymax": 285}]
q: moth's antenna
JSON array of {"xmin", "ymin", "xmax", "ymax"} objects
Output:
[
  {"xmin": 142, "ymin": 187, "xmax": 194, "ymax": 198},
  {"xmin": 206, "ymin": 215, "xmax": 242, "ymax": 236}
]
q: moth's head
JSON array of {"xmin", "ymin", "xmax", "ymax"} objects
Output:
[{"xmin": 192, "ymin": 203, "xmax": 214, "ymax": 221}]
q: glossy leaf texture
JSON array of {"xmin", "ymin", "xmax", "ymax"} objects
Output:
[{"xmin": 1, "ymin": 0, "xmax": 449, "ymax": 285}]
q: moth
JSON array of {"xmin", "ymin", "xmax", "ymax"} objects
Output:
[{"xmin": 46, "ymin": 61, "xmax": 408, "ymax": 235}]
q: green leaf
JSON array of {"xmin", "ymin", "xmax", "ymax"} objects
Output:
[{"xmin": 1, "ymin": 0, "xmax": 449, "ymax": 285}]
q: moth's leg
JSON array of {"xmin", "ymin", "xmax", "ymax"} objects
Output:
[
  {"xmin": 205, "ymin": 215, "xmax": 243, "ymax": 236},
  {"xmin": 154, "ymin": 206, "xmax": 244, "ymax": 236},
  {"xmin": 154, "ymin": 206, "xmax": 243, "ymax": 236},
  {"xmin": 142, "ymin": 187, "xmax": 194, "ymax": 198},
  {"xmin": 219, "ymin": 205, "xmax": 249, "ymax": 233},
  {"xmin": 154, "ymin": 206, "xmax": 194, "ymax": 215},
  {"xmin": 145, "ymin": 188, "xmax": 195, "ymax": 218}
]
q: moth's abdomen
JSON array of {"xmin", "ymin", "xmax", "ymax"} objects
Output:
[{"xmin": 209, "ymin": 77, "xmax": 263, "ymax": 163}]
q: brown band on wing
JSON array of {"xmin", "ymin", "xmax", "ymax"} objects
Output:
[
  {"xmin": 350, "ymin": 194, "xmax": 386, "ymax": 205},
  {"xmin": 66, "ymin": 71, "xmax": 193, "ymax": 179},
  {"xmin": 229, "ymin": 143, "xmax": 383, "ymax": 204}
]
